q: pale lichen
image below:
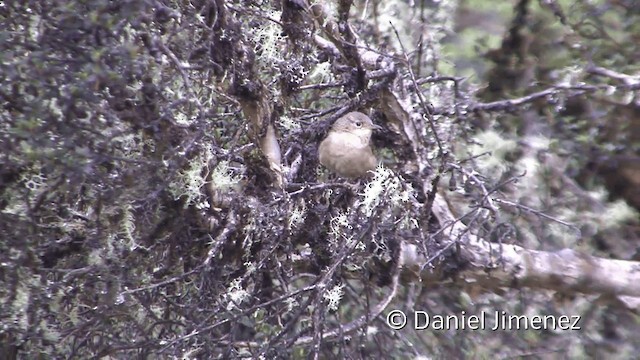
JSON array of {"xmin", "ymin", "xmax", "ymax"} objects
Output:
[{"xmin": 323, "ymin": 283, "xmax": 344, "ymax": 311}]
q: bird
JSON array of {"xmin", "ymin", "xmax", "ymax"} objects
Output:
[{"xmin": 318, "ymin": 111, "xmax": 382, "ymax": 178}]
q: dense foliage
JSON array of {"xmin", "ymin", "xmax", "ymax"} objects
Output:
[{"xmin": 1, "ymin": 0, "xmax": 639, "ymax": 358}]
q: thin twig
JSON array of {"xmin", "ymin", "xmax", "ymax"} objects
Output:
[{"xmin": 493, "ymin": 198, "xmax": 579, "ymax": 232}]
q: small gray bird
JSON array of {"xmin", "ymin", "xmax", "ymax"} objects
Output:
[{"xmin": 318, "ymin": 112, "xmax": 382, "ymax": 178}]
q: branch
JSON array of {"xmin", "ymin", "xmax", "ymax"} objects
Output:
[
  {"xmin": 470, "ymin": 85, "xmax": 598, "ymax": 112},
  {"xmin": 588, "ymin": 65, "xmax": 640, "ymax": 90},
  {"xmin": 428, "ymin": 192, "xmax": 640, "ymax": 305},
  {"xmin": 379, "ymin": 84, "xmax": 640, "ymax": 308}
]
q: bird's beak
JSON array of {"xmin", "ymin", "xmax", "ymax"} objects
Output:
[{"xmin": 372, "ymin": 124, "xmax": 383, "ymax": 131}]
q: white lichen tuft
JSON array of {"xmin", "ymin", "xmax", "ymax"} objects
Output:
[
  {"xmin": 309, "ymin": 61, "xmax": 334, "ymax": 83},
  {"xmin": 22, "ymin": 167, "xmax": 47, "ymax": 195},
  {"xmin": 168, "ymin": 145, "xmax": 239, "ymax": 209},
  {"xmin": 10, "ymin": 280, "xmax": 31, "ymax": 332},
  {"xmin": 605, "ymin": 200, "xmax": 638, "ymax": 225},
  {"xmin": 225, "ymin": 279, "xmax": 250, "ymax": 311},
  {"xmin": 210, "ymin": 160, "xmax": 241, "ymax": 192},
  {"xmin": 328, "ymin": 211, "xmax": 351, "ymax": 247},
  {"xmin": 119, "ymin": 204, "xmax": 138, "ymax": 251},
  {"xmin": 323, "ymin": 283, "xmax": 344, "ymax": 311},
  {"xmin": 278, "ymin": 115, "xmax": 301, "ymax": 132},
  {"xmin": 288, "ymin": 201, "xmax": 307, "ymax": 229},
  {"xmin": 243, "ymin": 261, "xmax": 257, "ymax": 275},
  {"xmin": 468, "ymin": 130, "xmax": 518, "ymax": 175},
  {"xmin": 285, "ymin": 297, "xmax": 299, "ymax": 312},
  {"xmin": 358, "ymin": 165, "xmax": 412, "ymax": 217},
  {"xmin": 247, "ymin": 10, "xmax": 286, "ymax": 63}
]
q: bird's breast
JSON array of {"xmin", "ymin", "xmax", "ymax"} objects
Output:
[
  {"xmin": 324, "ymin": 132, "xmax": 368, "ymax": 149},
  {"xmin": 318, "ymin": 133, "xmax": 377, "ymax": 178}
]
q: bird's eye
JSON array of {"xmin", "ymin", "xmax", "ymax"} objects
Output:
[{"xmin": 355, "ymin": 121, "xmax": 362, "ymax": 127}]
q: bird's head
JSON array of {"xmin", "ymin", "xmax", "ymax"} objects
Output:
[{"xmin": 330, "ymin": 112, "xmax": 382, "ymax": 141}]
